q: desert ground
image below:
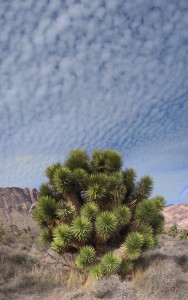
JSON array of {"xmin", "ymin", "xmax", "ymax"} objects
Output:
[{"xmin": 1, "ymin": 225, "xmax": 188, "ymax": 300}]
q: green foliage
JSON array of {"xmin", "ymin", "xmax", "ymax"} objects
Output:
[
  {"xmin": 33, "ymin": 148, "xmax": 165, "ymax": 279},
  {"xmin": 108, "ymin": 173, "xmax": 126, "ymax": 203},
  {"xmin": 72, "ymin": 168, "xmax": 88, "ymax": 190},
  {"xmin": 134, "ymin": 175, "xmax": 153, "ymax": 201},
  {"xmin": 39, "ymin": 229, "xmax": 53, "ymax": 245},
  {"xmin": 86, "ymin": 182, "xmax": 107, "ymax": 203},
  {"xmin": 179, "ymin": 229, "xmax": 188, "ymax": 240},
  {"xmin": 114, "ymin": 205, "xmax": 131, "ymax": 227},
  {"xmin": 123, "ymin": 168, "xmax": 136, "ymax": 200},
  {"xmin": 150, "ymin": 214, "xmax": 165, "ymax": 234},
  {"xmin": 135, "ymin": 199, "xmax": 158, "ymax": 224},
  {"xmin": 101, "ymin": 252, "xmax": 121, "ymax": 275},
  {"xmin": 52, "ymin": 224, "xmax": 73, "ymax": 250},
  {"xmin": 80, "ymin": 203, "xmax": 99, "ymax": 221},
  {"xmin": 45, "ymin": 162, "xmax": 62, "ymax": 182},
  {"xmin": 65, "ymin": 149, "xmax": 91, "ymax": 172},
  {"xmin": 39, "ymin": 183, "xmax": 54, "ymax": 198},
  {"xmin": 95, "ymin": 212, "xmax": 117, "ymax": 241},
  {"xmin": 168, "ymin": 224, "xmax": 178, "ymax": 237},
  {"xmin": 124, "ymin": 232, "xmax": 144, "ymax": 260},
  {"xmin": 53, "ymin": 167, "xmax": 73, "ymax": 195},
  {"xmin": 33, "ymin": 196, "xmax": 61, "ymax": 227},
  {"xmin": 118, "ymin": 259, "xmax": 133, "ymax": 277},
  {"xmin": 76, "ymin": 246, "xmax": 96, "ymax": 268},
  {"xmin": 90, "ymin": 263, "xmax": 104, "ymax": 280},
  {"xmin": 71, "ymin": 216, "xmax": 92, "ymax": 242},
  {"xmin": 152, "ymin": 196, "xmax": 166, "ymax": 211},
  {"xmin": 56, "ymin": 203, "xmax": 75, "ymax": 223},
  {"xmin": 92, "ymin": 149, "xmax": 122, "ymax": 173}
]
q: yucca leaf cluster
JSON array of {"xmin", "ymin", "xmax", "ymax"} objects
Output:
[{"xmin": 33, "ymin": 149, "xmax": 165, "ymax": 279}]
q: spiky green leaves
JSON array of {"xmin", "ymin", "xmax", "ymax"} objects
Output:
[
  {"xmin": 108, "ymin": 173, "xmax": 126, "ymax": 203},
  {"xmin": 76, "ymin": 246, "xmax": 96, "ymax": 268},
  {"xmin": 114, "ymin": 205, "xmax": 131, "ymax": 227},
  {"xmin": 92, "ymin": 149, "xmax": 122, "ymax": 173},
  {"xmin": 90, "ymin": 264, "xmax": 104, "ymax": 280},
  {"xmin": 39, "ymin": 183, "xmax": 54, "ymax": 198},
  {"xmin": 118, "ymin": 259, "xmax": 133, "ymax": 277},
  {"xmin": 34, "ymin": 148, "xmax": 165, "ymax": 280},
  {"xmin": 45, "ymin": 162, "xmax": 62, "ymax": 182},
  {"xmin": 134, "ymin": 175, "xmax": 153, "ymax": 201},
  {"xmin": 86, "ymin": 183, "xmax": 107, "ymax": 202},
  {"xmin": 71, "ymin": 216, "xmax": 92, "ymax": 242},
  {"xmin": 90, "ymin": 252, "xmax": 121, "ymax": 279},
  {"xmin": 123, "ymin": 168, "xmax": 136, "ymax": 200},
  {"xmin": 32, "ymin": 196, "xmax": 61, "ymax": 227},
  {"xmin": 101, "ymin": 252, "xmax": 121, "ymax": 275},
  {"xmin": 95, "ymin": 212, "xmax": 117, "ymax": 241},
  {"xmin": 65, "ymin": 149, "xmax": 91, "ymax": 172},
  {"xmin": 135, "ymin": 198, "xmax": 164, "ymax": 235},
  {"xmin": 80, "ymin": 203, "xmax": 99, "ymax": 221},
  {"xmin": 138, "ymin": 224, "xmax": 155, "ymax": 250},
  {"xmin": 152, "ymin": 196, "xmax": 166, "ymax": 211},
  {"xmin": 39, "ymin": 230, "xmax": 53, "ymax": 245},
  {"xmin": 86, "ymin": 172, "xmax": 125, "ymax": 205},
  {"xmin": 86, "ymin": 173, "xmax": 108, "ymax": 203},
  {"xmin": 51, "ymin": 224, "xmax": 73, "ymax": 253},
  {"xmin": 151, "ymin": 214, "xmax": 165, "ymax": 234},
  {"xmin": 135, "ymin": 199, "xmax": 158, "ymax": 224},
  {"xmin": 124, "ymin": 232, "xmax": 144, "ymax": 260},
  {"xmin": 56, "ymin": 203, "xmax": 75, "ymax": 223},
  {"xmin": 72, "ymin": 168, "xmax": 88, "ymax": 191},
  {"xmin": 53, "ymin": 167, "xmax": 73, "ymax": 195}
]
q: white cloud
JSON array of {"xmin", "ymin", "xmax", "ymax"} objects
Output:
[{"xmin": 0, "ymin": 0, "xmax": 187, "ymax": 203}]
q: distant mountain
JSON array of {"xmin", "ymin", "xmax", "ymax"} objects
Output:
[
  {"xmin": 0, "ymin": 187, "xmax": 188, "ymax": 230},
  {"xmin": 163, "ymin": 203, "xmax": 188, "ymax": 229},
  {"xmin": 0, "ymin": 187, "xmax": 38, "ymax": 229}
]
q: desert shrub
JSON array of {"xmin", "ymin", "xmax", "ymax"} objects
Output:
[
  {"xmin": 91, "ymin": 275, "xmax": 120, "ymax": 298},
  {"xmin": 168, "ymin": 224, "xmax": 178, "ymax": 237},
  {"xmin": 33, "ymin": 148, "xmax": 165, "ymax": 279},
  {"xmin": 0, "ymin": 249, "xmax": 37, "ymax": 283},
  {"xmin": 179, "ymin": 229, "xmax": 188, "ymax": 240},
  {"xmin": 132, "ymin": 259, "xmax": 182, "ymax": 298},
  {"xmin": 91, "ymin": 275, "xmax": 137, "ymax": 299},
  {"xmin": 0, "ymin": 244, "xmax": 68, "ymax": 295}
]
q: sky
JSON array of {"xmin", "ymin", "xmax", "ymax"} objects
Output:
[{"xmin": 0, "ymin": 0, "xmax": 188, "ymax": 205}]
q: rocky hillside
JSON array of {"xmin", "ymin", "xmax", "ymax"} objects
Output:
[
  {"xmin": 163, "ymin": 203, "xmax": 188, "ymax": 229},
  {"xmin": 0, "ymin": 187, "xmax": 188, "ymax": 229},
  {"xmin": 0, "ymin": 187, "xmax": 38, "ymax": 229}
]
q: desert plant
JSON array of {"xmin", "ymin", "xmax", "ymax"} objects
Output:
[
  {"xmin": 33, "ymin": 149, "xmax": 165, "ymax": 279},
  {"xmin": 179, "ymin": 229, "xmax": 188, "ymax": 240},
  {"xmin": 22, "ymin": 226, "xmax": 31, "ymax": 235},
  {"xmin": 168, "ymin": 224, "xmax": 178, "ymax": 237}
]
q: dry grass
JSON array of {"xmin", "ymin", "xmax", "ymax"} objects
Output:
[
  {"xmin": 132, "ymin": 259, "xmax": 182, "ymax": 299},
  {"xmin": 1, "ymin": 230, "xmax": 188, "ymax": 300},
  {"xmin": 0, "ymin": 231, "xmax": 72, "ymax": 300},
  {"xmin": 91, "ymin": 275, "xmax": 137, "ymax": 299}
]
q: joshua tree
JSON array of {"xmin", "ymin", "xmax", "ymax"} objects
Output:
[{"xmin": 33, "ymin": 149, "xmax": 165, "ymax": 279}]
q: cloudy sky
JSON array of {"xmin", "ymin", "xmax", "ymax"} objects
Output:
[{"xmin": 0, "ymin": 0, "xmax": 188, "ymax": 204}]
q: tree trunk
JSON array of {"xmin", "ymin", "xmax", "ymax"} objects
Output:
[{"xmin": 67, "ymin": 191, "xmax": 81, "ymax": 215}]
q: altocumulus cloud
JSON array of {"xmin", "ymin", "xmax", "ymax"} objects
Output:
[{"xmin": 0, "ymin": 0, "xmax": 188, "ymax": 204}]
